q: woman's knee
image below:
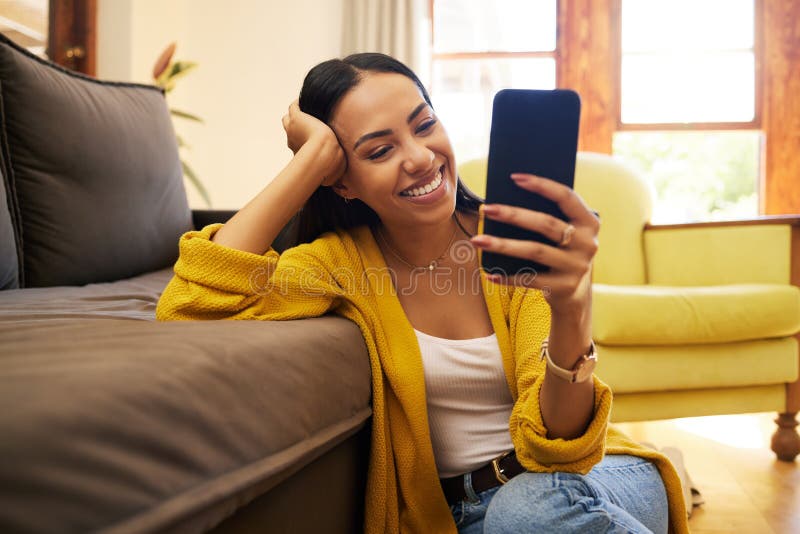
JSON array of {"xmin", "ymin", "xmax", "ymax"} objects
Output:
[
  {"xmin": 483, "ymin": 472, "xmax": 580, "ymax": 533},
  {"xmin": 484, "ymin": 460, "xmax": 667, "ymax": 534}
]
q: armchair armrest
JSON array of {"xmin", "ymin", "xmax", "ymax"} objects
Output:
[
  {"xmin": 645, "ymin": 214, "xmax": 800, "ymax": 231},
  {"xmin": 643, "ymin": 215, "xmax": 800, "ymax": 286}
]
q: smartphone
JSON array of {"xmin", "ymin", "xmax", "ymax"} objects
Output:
[{"xmin": 480, "ymin": 88, "xmax": 581, "ymax": 276}]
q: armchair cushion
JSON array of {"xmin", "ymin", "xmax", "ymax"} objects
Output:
[
  {"xmin": 0, "ymin": 34, "xmax": 192, "ymax": 287},
  {"xmin": 593, "ymin": 283, "xmax": 800, "ymax": 345},
  {"xmin": 597, "ymin": 338, "xmax": 798, "ymax": 393}
]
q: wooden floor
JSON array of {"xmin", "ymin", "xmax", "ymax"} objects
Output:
[{"xmin": 616, "ymin": 413, "xmax": 799, "ymax": 533}]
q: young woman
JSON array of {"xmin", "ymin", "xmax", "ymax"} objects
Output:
[{"xmin": 157, "ymin": 53, "xmax": 688, "ymax": 534}]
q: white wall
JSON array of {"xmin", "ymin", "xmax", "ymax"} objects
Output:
[
  {"xmin": 97, "ymin": 0, "xmax": 190, "ymax": 82},
  {"xmin": 97, "ymin": 0, "xmax": 343, "ymax": 209}
]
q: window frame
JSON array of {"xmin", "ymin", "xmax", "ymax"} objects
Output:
[
  {"xmin": 611, "ymin": 0, "xmax": 763, "ymax": 132},
  {"xmin": 428, "ymin": 0, "xmax": 799, "ymax": 216},
  {"xmin": 428, "ymin": 0, "xmax": 562, "ymax": 88}
]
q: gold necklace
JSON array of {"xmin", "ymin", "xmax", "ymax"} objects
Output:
[{"xmin": 377, "ymin": 216, "xmax": 459, "ymax": 272}]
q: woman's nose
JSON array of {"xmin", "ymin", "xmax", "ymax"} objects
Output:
[{"xmin": 402, "ymin": 140, "xmax": 435, "ymax": 174}]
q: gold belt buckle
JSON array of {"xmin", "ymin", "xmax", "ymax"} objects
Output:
[{"xmin": 491, "ymin": 450, "xmax": 512, "ymax": 484}]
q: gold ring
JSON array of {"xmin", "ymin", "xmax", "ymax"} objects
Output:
[{"xmin": 559, "ymin": 224, "xmax": 576, "ymax": 247}]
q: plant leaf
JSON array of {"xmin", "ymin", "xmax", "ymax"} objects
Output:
[
  {"xmin": 181, "ymin": 160, "xmax": 212, "ymax": 207},
  {"xmin": 159, "ymin": 79, "xmax": 176, "ymax": 93},
  {"xmin": 171, "ymin": 109, "xmax": 204, "ymax": 123},
  {"xmin": 152, "ymin": 42, "xmax": 177, "ymax": 80},
  {"xmin": 165, "ymin": 61, "xmax": 197, "ymax": 82},
  {"xmin": 155, "ymin": 62, "xmax": 174, "ymax": 87}
]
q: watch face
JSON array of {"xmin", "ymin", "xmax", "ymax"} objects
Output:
[{"xmin": 574, "ymin": 355, "xmax": 598, "ymax": 383}]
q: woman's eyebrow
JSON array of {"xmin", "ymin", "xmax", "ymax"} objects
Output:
[
  {"xmin": 353, "ymin": 129, "xmax": 392, "ymax": 151},
  {"xmin": 353, "ymin": 102, "xmax": 429, "ymax": 151},
  {"xmin": 406, "ymin": 102, "xmax": 427, "ymax": 123}
]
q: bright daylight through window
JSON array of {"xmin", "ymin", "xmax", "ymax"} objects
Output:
[
  {"xmin": 614, "ymin": 0, "xmax": 759, "ymax": 223},
  {"xmin": 431, "ymin": 0, "xmax": 556, "ymax": 163},
  {"xmin": 431, "ymin": 0, "xmax": 760, "ymax": 223}
]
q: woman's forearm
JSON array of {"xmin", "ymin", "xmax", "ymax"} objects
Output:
[
  {"xmin": 211, "ymin": 137, "xmax": 339, "ymax": 254},
  {"xmin": 538, "ymin": 299, "xmax": 596, "ymax": 440}
]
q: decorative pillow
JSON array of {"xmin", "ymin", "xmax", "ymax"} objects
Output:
[
  {"xmin": 0, "ymin": 167, "xmax": 19, "ymax": 289},
  {"xmin": 0, "ymin": 34, "xmax": 192, "ymax": 287}
]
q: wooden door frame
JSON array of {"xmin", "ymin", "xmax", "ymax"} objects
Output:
[{"xmin": 47, "ymin": 0, "xmax": 96, "ymax": 76}]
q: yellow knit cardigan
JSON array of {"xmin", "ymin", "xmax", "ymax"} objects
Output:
[{"xmin": 156, "ymin": 223, "xmax": 689, "ymax": 534}]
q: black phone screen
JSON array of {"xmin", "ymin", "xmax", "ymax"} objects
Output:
[{"xmin": 481, "ymin": 88, "xmax": 581, "ymax": 276}]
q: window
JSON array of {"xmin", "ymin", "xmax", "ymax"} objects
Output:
[
  {"xmin": 430, "ymin": 0, "xmax": 558, "ymax": 163},
  {"xmin": 613, "ymin": 0, "xmax": 760, "ymax": 223},
  {"xmin": 430, "ymin": 1, "xmax": 777, "ymax": 220}
]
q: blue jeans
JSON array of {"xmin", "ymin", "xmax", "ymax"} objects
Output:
[{"xmin": 449, "ymin": 454, "xmax": 668, "ymax": 534}]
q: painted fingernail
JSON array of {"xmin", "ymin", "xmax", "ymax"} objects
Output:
[
  {"xmin": 486, "ymin": 273, "xmax": 502, "ymax": 283},
  {"xmin": 482, "ymin": 204, "xmax": 499, "ymax": 216}
]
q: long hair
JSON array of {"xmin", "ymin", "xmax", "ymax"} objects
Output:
[{"xmin": 290, "ymin": 53, "xmax": 483, "ymax": 246}]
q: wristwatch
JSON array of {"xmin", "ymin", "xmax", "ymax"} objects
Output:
[{"xmin": 539, "ymin": 338, "xmax": 597, "ymax": 383}]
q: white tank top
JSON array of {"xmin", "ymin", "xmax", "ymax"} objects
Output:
[{"xmin": 414, "ymin": 328, "xmax": 514, "ymax": 478}]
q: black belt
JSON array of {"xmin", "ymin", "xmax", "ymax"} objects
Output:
[{"xmin": 440, "ymin": 450, "xmax": 526, "ymax": 506}]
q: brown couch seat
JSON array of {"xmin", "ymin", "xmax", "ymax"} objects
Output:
[{"xmin": 0, "ymin": 270, "xmax": 371, "ymax": 533}]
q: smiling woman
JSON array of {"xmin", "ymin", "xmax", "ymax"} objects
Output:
[
  {"xmin": 157, "ymin": 52, "xmax": 689, "ymax": 534},
  {"xmin": 291, "ymin": 54, "xmax": 483, "ymax": 249}
]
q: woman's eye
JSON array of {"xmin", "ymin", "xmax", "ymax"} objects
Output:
[
  {"xmin": 367, "ymin": 146, "xmax": 392, "ymax": 160},
  {"xmin": 416, "ymin": 119, "xmax": 437, "ymax": 134}
]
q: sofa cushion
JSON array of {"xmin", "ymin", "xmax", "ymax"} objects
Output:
[
  {"xmin": 0, "ymin": 34, "xmax": 192, "ymax": 287},
  {"xmin": 0, "ymin": 267, "xmax": 173, "ymax": 321},
  {"xmin": 592, "ymin": 283, "xmax": 800, "ymax": 345},
  {"xmin": 0, "ymin": 168, "xmax": 18, "ymax": 289},
  {"xmin": 0, "ymin": 316, "xmax": 371, "ymax": 533}
]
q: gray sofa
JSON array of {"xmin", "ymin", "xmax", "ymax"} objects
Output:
[{"xmin": 0, "ymin": 34, "xmax": 372, "ymax": 533}]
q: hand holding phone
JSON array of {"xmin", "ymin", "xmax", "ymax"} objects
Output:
[
  {"xmin": 479, "ymin": 89, "xmax": 581, "ymax": 276},
  {"xmin": 472, "ymin": 89, "xmax": 600, "ymax": 307}
]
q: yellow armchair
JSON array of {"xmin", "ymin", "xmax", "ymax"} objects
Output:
[{"xmin": 459, "ymin": 152, "xmax": 800, "ymax": 461}]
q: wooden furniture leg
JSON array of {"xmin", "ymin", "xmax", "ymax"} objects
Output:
[
  {"xmin": 772, "ymin": 228, "xmax": 800, "ymax": 461},
  {"xmin": 772, "ymin": 412, "xmax": 800, "ymax": 462},
  {"xmin": 773, "ymin": 334, "xmax": 800, "ymax": 462}
]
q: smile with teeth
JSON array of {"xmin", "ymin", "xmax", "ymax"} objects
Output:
[{"xmin": 399, "ymin": 168, "xmax": 444, "ymax": 197}]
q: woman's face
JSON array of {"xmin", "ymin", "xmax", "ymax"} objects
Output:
[{"xmin": 330, "ymin": 72, "xmax": 458, "ymax": 230}]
